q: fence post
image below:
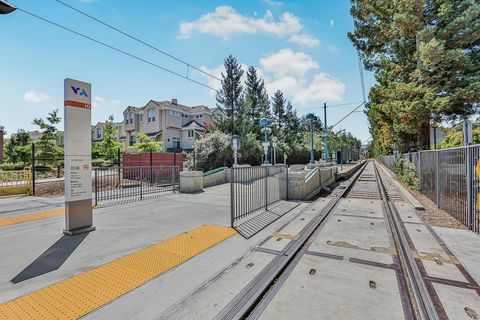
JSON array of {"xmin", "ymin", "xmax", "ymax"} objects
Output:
[
  {"xmin": 140, "ymin": 168, "xmax": 143, "ymax": 201},
  {"xmin": 230, "ymin": 167, "xmax": 234, "ymax": 228},
  {"xmin": 436, "ymin": 149, "xmax": 440, "ymax": 207},
  {"xmin": 286, "ymin": 165, "xmax": 289, "ymax": 200},
  {"xmin": 418, "ymin": 151, "xmax": 422, "ymax": 190},
  {"xmin": 150, "ymin": 151, "xmax": 153, "ymax": 185},
  {"xmin": 264, "ymin": 167, "xmax": 268, "ymax": 211},
  {"xmin": 174, "ymin": 150, "xmax": 177, "ymax": 167},
  {"xmin": 94, "ymin": 168, "xmax": 98, "ymax": 207},
  {"xmin": 466, "ymin": 145, "xmax": 473, "ymax": 230},
  {"xmin": 31, "ymin": 143, "xmax": 36, "ymax": 196}
]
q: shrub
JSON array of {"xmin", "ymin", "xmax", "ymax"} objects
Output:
[
  {"xmin": 92, "ymin": 158, "xmax": 105, "ymax": 167},
  {"xmin": 0, "ymin": 163, "xmax": 25, "ymax": 171},
  {"xmin": 393, "ymin": 157, "xmax": 420, "ymax": 191}
]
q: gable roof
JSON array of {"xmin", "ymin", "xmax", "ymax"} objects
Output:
[{"xmin": 182, "ymin": 120, "xmax": 204, "ymax": 128}]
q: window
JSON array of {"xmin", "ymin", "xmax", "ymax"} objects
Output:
[
  {"xmin": 129, "ymin": 113, "xmax": 133, "ymax": 124},
  {"xmin": 124, "ymin": 114, "xmax": 128, "ymax": 124},
  {"xmin": 168, "ymin": 110, "xmax": 181, "ymax": 117},
  {"xmin": 172, "ymin": 137, "xmax": 180, "ymax": 149},
  {"xmin": 129, "ymin": 134, "xmax": 136, "ymax": 146},
  {"xmin": 139, "ymin": 114, "xmax": 143, "ymax": 122},
  {"xmin": 147, "ymin": 109, "xmax": 156, "ymax": 122},
  {"xmin": 96, "ymin": 128, "xmax": 101, "ymax": 139},
  {"xmin": 188, "ymin": 130, "xmax": 194, "ymax": 138}
]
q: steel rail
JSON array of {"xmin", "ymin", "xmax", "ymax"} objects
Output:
[
  {"xmin": 373, "ymin": 161, "xmax": 439, "ymax": 320},
  {"xmin": 216, "ymin": 160, "xmax": 369, "ymax": 320}
]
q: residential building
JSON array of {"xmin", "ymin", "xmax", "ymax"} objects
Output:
[
  {"xmin": 122, "ymin": 98, "xmax": 224, "ymax": 151},
  {"xmin": 91, "ymin": 121, "xmax": 126, "ymax": 147}
]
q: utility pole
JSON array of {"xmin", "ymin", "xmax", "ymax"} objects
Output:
[{"xmin": 323, "ymin": 102, "xmax": 328, "ymax": 161}]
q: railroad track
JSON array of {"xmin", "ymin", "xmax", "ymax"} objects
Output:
[
  {"xmin": 160, "ymin": 160, "xmax": 480, "ymax": 320},
  {"xmin": 216, "ymin": 160, "xmax": 480, "ymax": 320}
]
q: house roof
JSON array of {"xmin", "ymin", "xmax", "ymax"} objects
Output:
[
  {"xmin": 182, "ymin": 120, "xmax": 204, "ymax": 128},
  {"xmin": 145, "ymin": 131, "xmax": 162, "ymax": 138}
]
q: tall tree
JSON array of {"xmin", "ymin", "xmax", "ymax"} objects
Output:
[
  {"xmin": 32, "ymin": 109, "xmax": 62, "ymax": 161},
  {"xmin": 94, "ymin": 115, "xmax": 123, "ymax": 163},
  {"xmin": 349, "ymin": 0, "xmax": 480, "ymax": 155},
  {"xmin": 216, "ymin": 55, "xmax": 244, "ymax": 135},
  {"xmin": 244, "ymin": 66, "xmax": 270, "ymax": 122},
  {"xmin": 272, "ymin": 90, "xmax": 286, "ymax": 125}
]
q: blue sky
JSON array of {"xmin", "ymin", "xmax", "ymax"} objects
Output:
[{"xmin": 0, "ymin": 0, "xmax": 374, "ymax": 142}]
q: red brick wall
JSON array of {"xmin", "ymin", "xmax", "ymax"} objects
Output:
[
  {"xmin": 123, "ymin": 152, "xmax": 183, "ymax": 171},
  {"xmin": 0, "ymin": 131, "xmax": 3, "ymax": 164}
]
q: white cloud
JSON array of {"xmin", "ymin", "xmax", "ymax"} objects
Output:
[
  {"xmin": 23, "ymin": 90, "xmax": 50, "ymax": 103},
  {"xmin": 260, "ymin": 48, "xmax": 318, "ymax": 77},
  {"xmin": 93, "ymin": 96, "xmax": 105, "ymax": 102},
  {"xmin": 330, "ymin": 19, "xmax": 334, "ymax": 27},
  {"xmin": 178, "ymin": 6, "xmax": 318, "ymax": 47},
  {"xmin": 200, "ymin": 48, "xmax": 345, "ymax": 106},
  {"xmin": 288, "ymin": 34, "xmax": 320, "ymax": 47},
  {"xmin": 263, "ymin": 0, "xmax": 283, "ymax": 6}
]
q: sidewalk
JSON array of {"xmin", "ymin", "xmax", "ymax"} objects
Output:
[{"xmin": 0, "ymin": 184, "xmax": 306, "ymax": 319}]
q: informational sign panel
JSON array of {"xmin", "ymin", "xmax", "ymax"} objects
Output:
[{"xmin": 64, "ymin": 78, "xmax": 95, "ymax": 235}]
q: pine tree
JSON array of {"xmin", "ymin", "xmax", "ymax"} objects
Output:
[
  {"xmin": 272, "ymin": 90, "xmax": 286, "ymax": 126},
  {"xmin": 244, "ymin": 66, "xmax": 270, "ymax": 122},
  {"xmin": 216, "ymin": 55, "xmax": 244, "ymax": 134}
]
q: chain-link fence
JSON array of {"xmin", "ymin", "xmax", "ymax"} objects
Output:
[{"xmin": 380, "ymin": 145, "xmax": 480, "ymax": 234}]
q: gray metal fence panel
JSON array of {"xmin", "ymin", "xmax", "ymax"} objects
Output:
[
  {"xmin": 380, "ymin": 145, "xmax": 480, "ymax": 234},
  {"xmin": 470, "ymin": 146, "xmax": 480, "ymax": 233},
  {"xmin": 230, "ymin": 165, "xmax": 288, "ymax": 227},
  {"xmin": 438, "ymin": 148, "xmax": 467, "ymax": 226},
  {"xmin": 419, "ymin": 151, "xmax": 437, "ymax": 203}
]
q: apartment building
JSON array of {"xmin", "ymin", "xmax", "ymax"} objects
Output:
[
  {"xmin": 91, "ymin": 122, "xmax": 126, "ymax": 146},
  {"xmin": 122, "ymin": 99, "xmax": 224, "ymax": 150}
]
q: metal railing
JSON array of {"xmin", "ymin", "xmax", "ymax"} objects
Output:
[
  {"xmin": 380, "ymin": 145, "xmax": 480, "ymax": 234},
  {"xmin": 0, "ymin": 170, "xmax": 32, "ymax": 196},
  {"xmin": 230, "ymin": 165, "xmax": 288, "ymax": 228},
  {"xmin": 94, "ymin": 165, "xmax": 179, "ymax": 206}
]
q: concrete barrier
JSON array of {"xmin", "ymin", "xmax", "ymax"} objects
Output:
[
  {"xmin": 203, "ymin": 169, "xmax": 228, "ymax": 188},
  {"xmin": 180, "ymin": 171, "xmax": 203, "ymax": 193},
  {"xmin": 287, "ymin": 166, "xmax": 337, "ymax": 200}
]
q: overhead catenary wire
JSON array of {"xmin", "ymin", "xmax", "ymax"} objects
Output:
[
  {"xmin": 54, "ymin": 0, "xmax": 221, "ymax": 82},
  {"xmin": 16, "ymin": 7, "xmax": 219, "ymax": 92},
  {"xmin": 329, "ymin": 101, "xmax": 365, "ymax": 129}
]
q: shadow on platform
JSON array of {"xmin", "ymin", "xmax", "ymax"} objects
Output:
[{"xmin": 11, "ymin": 233, "xmax": 88, "ymax": 283}]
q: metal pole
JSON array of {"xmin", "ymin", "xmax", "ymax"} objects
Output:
[
  {"xmin": 264, "ymin": 166, "xmax": 268, "ymax": 210},
  {"xmin": 230, "ymin": 167, "xmax": 234, "ymax": 228},
  {"xmin": 466, "ymin": 145, "xmax": 473, "ymax": 230},
  {"xmin": 435, "ymin": 149, "xmax": 440, "ymax": 207},
  {"xmin": 31, "ymin": 143, "xmax": 36, "ymax": 196},
  {"xmin": 95, "ymin": 168, "xmax": 98, "ymax": 207},
  {"xmin": 310, "ymin": 122, "xmax": 314, "ymax": 164},
  {"xmin": 273, "ymin": 146, "xmax": 276, "ymax": 165},
  {"xmin": 117, "ymin": 148, "xmax": 121, "ymax": 185},
  {"xmin": 323, "ymin": 103, "xmax": 328, "ymax": 161}
]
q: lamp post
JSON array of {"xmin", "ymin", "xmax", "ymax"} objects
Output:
[
  {"xmin": 0, "ymin": 0, "xmax": 16, "ymax": 14},
  {"xmin": 272, "ymin": 136, "xmax": 278, "ymax": 165},
  {"xmin": 260, "ymin": 117, "xmax": 272, "ymax": 164},
  {"xmin": 305, "ymin": 113, "xmax": 316, "ymax": 164}
]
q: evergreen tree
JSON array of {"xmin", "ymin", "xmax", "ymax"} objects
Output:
[
  {"xmin": 349, "ymin": 0, "xmax": 480, "ymax": 155},
  {"xmin": 272, "ymin": 90, "xmax": 286, "ymax": 126},
  {"xmin": 216, "ymin": 55, "xmax": 244, "ymax": 135}
]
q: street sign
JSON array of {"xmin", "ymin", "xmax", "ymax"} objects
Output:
[
  {"xmin": 64, "ymin": 78, "xmax": 95, "ymax": 235},
  {"xmin": 272, "ymin": 136, "xmax": 278, "ymax": 143},
  {"xmin": 259, "ymin": 117, "xmax": 269, "ymax": 126},
  {"xmin": 262, "ymin": 141, "xmax": 270, "ymax": 147},
  {"xmin": 231, "ymin": 135, "xmax": 240, "ymax": 151}
]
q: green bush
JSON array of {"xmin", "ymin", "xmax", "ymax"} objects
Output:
[
  {"xmin": 0, "ymin": 163, "xmax": 25, "ymax": 171},
  {"xmin": 394, "ymin": 158, "xmax": 420, "ymax": 191},
  {"xmin": 92, "ymin": 158, "xmax": 105, "ymax": 167}
]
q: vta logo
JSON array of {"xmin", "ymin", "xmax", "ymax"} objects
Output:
[{"xmin": 71, "ymin": 86, "xmax": 88, "ymax": 97}]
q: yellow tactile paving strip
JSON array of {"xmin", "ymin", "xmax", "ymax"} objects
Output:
[
  {"xmin": 0, "ymin": 209, "xmax": 65, "ymax": 227},
  {"xmin": 0, "ymin": 224, "xmax": 236, "ymax": 320}
]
